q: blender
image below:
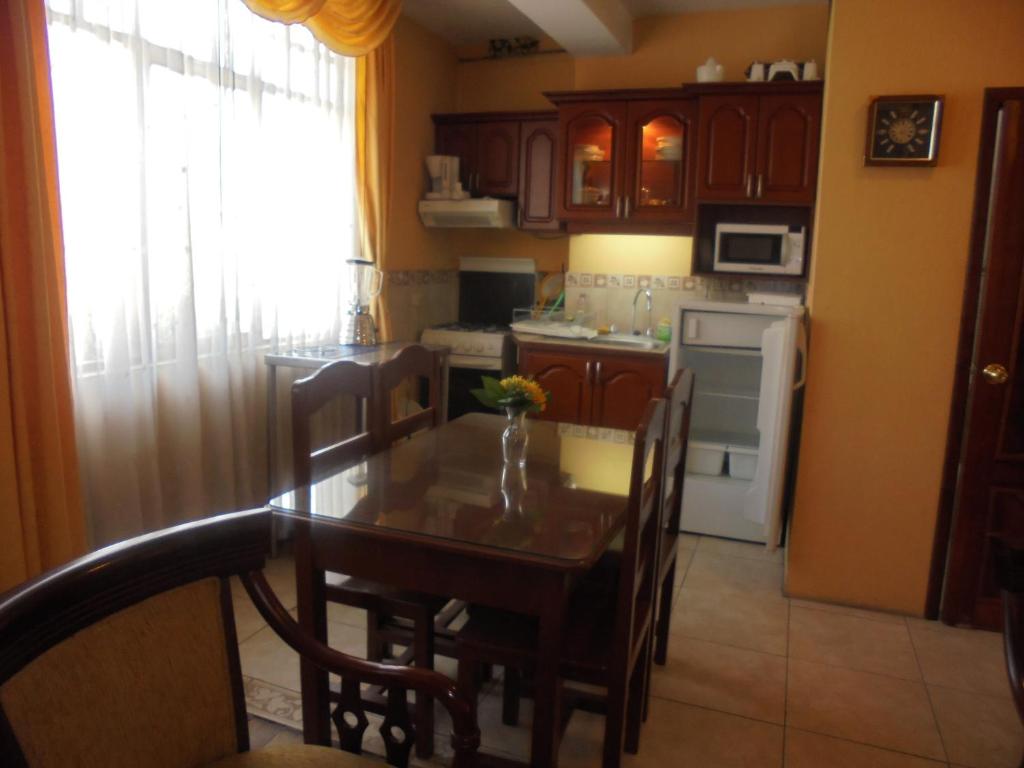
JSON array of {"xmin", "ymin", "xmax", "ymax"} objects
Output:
[{"xmin": 342, "ymin": 258, "xmax": 383, "ymax": 346}]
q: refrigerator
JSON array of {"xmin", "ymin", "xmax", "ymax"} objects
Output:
[{"xmin": 669, "ymin": 299, "xmax": 807, "ymax": 549}]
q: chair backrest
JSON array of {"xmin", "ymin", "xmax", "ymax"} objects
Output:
[
  {"xmin": 292, "ymin": 359, "xmax": 376, "ymax": 487},
  {"xmin": 0, "ymin": 510, "xmax": 481, "ymax": 768},
  {"xmin": 991, "ymin": 535, "xmax": 1024, "ymax": 720},
  {"xmin": 374, "ymin": 345, "xmax": 445, "ymax": 449},
  {"xmin": 661, "ymin": 369, "xmax": 695, "ymax": 541},
  {"xmin": 0, "ymin": 509, "xmax": 269, "ymax": 768},
  {"xmin": 612, "ymin": 398, "xmax": 666, "ymax": 682}
]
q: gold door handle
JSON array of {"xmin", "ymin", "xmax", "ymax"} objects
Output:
[
  {"xmin": 746, "ymin": 174, "xmax": 753, "ymax": 198},
  {"xmin": 982, "ymin": 363, "xmax": 1009, "ymax": 385}
]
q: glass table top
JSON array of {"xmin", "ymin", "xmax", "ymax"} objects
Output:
[{"xmin": 270, "ymin": 413, "xmax": 637, "ymax": 564}]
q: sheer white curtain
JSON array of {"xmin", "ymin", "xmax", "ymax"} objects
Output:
[{"xmin": 45, "ymin": 0, "xmax": 359, "ymax": 545}]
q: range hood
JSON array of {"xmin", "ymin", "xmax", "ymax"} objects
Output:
[{"xmin": 418, "ymin": 198, "xmax": 515, "ymax": 229}]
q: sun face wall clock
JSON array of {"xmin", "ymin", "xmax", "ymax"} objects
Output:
[{"xmin": 865, "ymin": 95, "xmax": 944, "ymax": 166}]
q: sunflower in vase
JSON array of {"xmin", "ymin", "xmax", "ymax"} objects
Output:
[{"xmin": 471, "ymin": 375, "xmax": 550, "ymax": 466}]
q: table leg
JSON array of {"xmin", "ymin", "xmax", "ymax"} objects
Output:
[
  {"xmin": 531, "ymin": 575, "xmax": 569, "ymax": 768},
  {"xmin": 295, "ymin": 527, "xmax": 331, "ymax": 745}
]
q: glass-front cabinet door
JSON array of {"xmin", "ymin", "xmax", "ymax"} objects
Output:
[
  {"xmin": 625, "ymin": 100, "xmax": 697, "ymax": 223},
  {"xmin": 557, "ymin": 102, "xmax": 627, "ymax": 221}
]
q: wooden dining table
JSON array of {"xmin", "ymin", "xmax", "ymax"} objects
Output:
[{"xmin": 269, "ymin": 412, "xmax": 637, "ymax": 767}]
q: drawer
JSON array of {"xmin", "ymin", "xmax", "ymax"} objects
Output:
[{"xmin": 681, "ymin": 311, "xmax": 775, "ymax": 349}]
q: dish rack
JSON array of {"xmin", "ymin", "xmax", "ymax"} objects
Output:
[{"xmin": 510, "ymin": 307, "xmax": 597, "ymax": 340}]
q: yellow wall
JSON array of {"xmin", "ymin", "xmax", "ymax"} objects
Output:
[
  {"xmin": 387, "ymin": 17, "xmax": 457, "ymax": 271},
  {"xmin": 786, "ymin": 0, "xmax": 1024, "ymax": 614},
  {"xmin": 574, "ymin": 4, "xmax": 828, "ymax": 90}
]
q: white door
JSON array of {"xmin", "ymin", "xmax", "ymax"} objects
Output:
[{"xmin": 742, "ymin": 317, "xmax": 799, "ymax": 549}]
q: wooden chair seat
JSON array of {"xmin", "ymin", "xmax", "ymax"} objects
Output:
[{"xmin": 210, "ymin": 744, "xmax": 380, "ymax": 767}]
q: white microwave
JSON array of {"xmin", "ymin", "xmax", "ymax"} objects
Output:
[{"xmin": 713, "ymin": 223, "xmax": 805, "ymax": 275}]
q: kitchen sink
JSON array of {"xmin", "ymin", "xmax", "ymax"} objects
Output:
[{"xmin": 590, "ymin": 333, "xmax": 666, "ymax": 351}]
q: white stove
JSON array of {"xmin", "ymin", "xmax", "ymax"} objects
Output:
[{"xmin": 420, "ymin": 322, "xmax": 511, "ymax": 371}]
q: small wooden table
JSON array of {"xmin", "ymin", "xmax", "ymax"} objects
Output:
[{"xmin": 270, "ymin": 413, "xmax": 636, "ymax": 767}]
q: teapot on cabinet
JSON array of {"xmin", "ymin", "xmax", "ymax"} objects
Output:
[{"xmin": 696, "ymin": 58, "xmax": 724, "ymax": 83}]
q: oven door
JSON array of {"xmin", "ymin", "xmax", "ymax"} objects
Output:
[{"xmin": 448, "ymin": 361, "xmax": 504, "ymax": 420}]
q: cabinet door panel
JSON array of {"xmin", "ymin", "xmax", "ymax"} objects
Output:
[
  {"xmin": 436, "ymin": 123, "xmax": 477, "ymax": 192},
  {"xmin": 518, "ymin": 349, "xmax": 591, "ymax": 425},
  {"xmin": 477, "ymin": 121, "xmax": 520, "ymax": 198},
  {"xmin": 592, "ymin": 356, "xmax": 667, "ymax": 430},
  {"xmin": 625, "ymin": 100, "xmax": 697, "ymax": 224},
  {"xmin": 756, "ymin": 93, "xmax": 821, "ymax": 204},
  {"xmin": 519, "ymin": 120, "xmax": 561, "ymax": 230},
  {"xmin": 696, "ymin": 95, "xmax": 759, "ymax": 201},
  {"xmin": 557, "ymin": 102, "xmax": 628, "ymax": 222}
]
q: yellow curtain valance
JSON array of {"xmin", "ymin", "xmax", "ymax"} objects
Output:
[{"xmin": 243, "ymin": 0, "xmax": 400, "ymax": 56}]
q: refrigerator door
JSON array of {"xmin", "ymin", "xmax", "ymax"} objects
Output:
[{"xmin": 742, "ymin": 317, "xmax": 799, "ymax": 549}]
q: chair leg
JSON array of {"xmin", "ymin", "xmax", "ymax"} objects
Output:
[
  {"xmin": 625, "ymin": 643, "xmax": 649, "ymax": 755},
  {"xmin": 501, "ymin": 667, "xmax": 521, "ymax": 726},
  {"xmin": 457, "ymin": 653, "xmax": 481, "ymax": 728},
  {"xmin": 413, "ymin": 610, "xmax": 435, "ymax": 759},
  {"xmin": 654, "ymin": 563, "xmax": 676, "ymax": 666},
  {"xmin": 366, "ymin": 610, "xmax": 387, "ymax": 662},
  {"xmin": 602, "ymin": 676, "xmax": 627, "ymax": 768}
]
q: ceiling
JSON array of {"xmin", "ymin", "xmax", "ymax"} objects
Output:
[{"xmin": 402, "ymin": 0, "xmax": 825, "ymax": 47}]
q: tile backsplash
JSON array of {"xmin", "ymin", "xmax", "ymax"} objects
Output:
[
  {"xmin": 563, "ymin": 272, "xmax": 804, "ymax": 332},
  {"xmin": 384, "ymin": 269, "xmax": 458, "ymax": 341}
]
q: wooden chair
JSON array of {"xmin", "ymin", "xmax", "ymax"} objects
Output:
[
  {"xmin": 991, "ymin": 535, "xmax": 1024, "ymax": 768},
  {"xmin": 0, "ymin": 508, "xmax": 480, "ymax": 768},
  {"xmin": 653, "ymin": 368, "xmax": 695, "ymax": 665},
  {"xmin": 455, "ymin": 397, "xmax": 667, "ymax": 768},
  {"xmin": 291, "ymin": 357, "xmax": 455, "ymax": 759},
  {"xmin": 372, "ymin": 344, "xmax": 446, "ymax": 446}
]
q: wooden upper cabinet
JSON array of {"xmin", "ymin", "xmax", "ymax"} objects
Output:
[
  {"xmin": 435, "ymin": 122, "xmax": 477, "ymax": 191},
  {"xmin": 476, "ymin": 121, "xmax": 520, "ymax": 197},
  {"xmin": 755, "ymin": 93, "xmax": 821, "ymax": 204},
  {"xmin": 624, "ymin": 100, "xmax": 697, "ymax": 224},
  {"xmin": 556, "ymin": 101, "xmax": 628, "ymax": 222},
  {"xmin": 696, "ymin": 94, "xmax": 759, "ymax": 201},
  {"xmin": 519, "ymin": 120, "xmax": 560, "ymax": 231},
  {"xmin": 696, "ymin": 86, "xmax": 822, "ymax": 204}
]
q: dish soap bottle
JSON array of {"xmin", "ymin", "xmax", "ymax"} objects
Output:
[{"xmin": 655, "ymin": 317, "xmax": 672, "ymax": 342}]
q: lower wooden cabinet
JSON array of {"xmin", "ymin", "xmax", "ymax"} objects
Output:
[{"xmin": 517, "ymin": 341, "xmax": 667, "ymax": 430}]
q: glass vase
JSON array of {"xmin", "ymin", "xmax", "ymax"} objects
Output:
[{"xmin": 502, "ymin": 408, "xmax": 529, "ymax": 467}]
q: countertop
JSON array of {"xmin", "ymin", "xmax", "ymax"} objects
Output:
[
  {"xmin": 513, "ymin": 332, "xmax": 670, "ymax": 358},
  {"xmin": 264, "ymin": 341, "xmax": 449, "ymax": 369}
]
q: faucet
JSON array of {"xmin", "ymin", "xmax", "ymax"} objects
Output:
[{"xmin": 631, "ymin": 288, "xmax": 653, "ymax": 337}]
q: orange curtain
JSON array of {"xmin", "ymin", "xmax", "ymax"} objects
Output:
[
  {"xmin": 0, "ymin": 0, "xmax": 86, "ymax": 591},
  {"xmin": 356, "ymin": 36, "xmax": 394, "ymax": 341},
  {"xmin": 243, "ymin": 0, "xmax": 401, "ymax": 57}
]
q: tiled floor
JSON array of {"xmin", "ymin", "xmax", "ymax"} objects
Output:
[{"xmin": 235, "ymin": 535, "xmax": 1024, "ymax": 767}]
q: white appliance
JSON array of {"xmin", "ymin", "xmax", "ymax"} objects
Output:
[
  {"xmin": 713, "ymin": 222, "xmax": 805, "ymax": 275},
  {"xmin": 669, "ymin": 299, "xmax": 807, "ymax": 548},
  {"xmin": 425, "ymin": 155, "xmax": 460, "ymax": 199},
  {"xmin": 418, "ymin": 198, "xmax": 515, "ymax": 229}
]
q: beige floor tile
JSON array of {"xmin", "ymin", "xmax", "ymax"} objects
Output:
[
  {"xmin": 787, "ymin": 659, "xmax": 945, "ymax": 760},
  {"xmin": 233, "ymin": 593, "xmax": 268, "ymax": 644},
  {"xmin": 326, "ymin": 601, "xmax": 369, "ymax": 628},
  {"xmin": 929, "ymin": 685, "xmax": 1024, "ymax": 768},
  {"xmin": 790, "ymin": 598, "xmax": 908, "ymax": 626},
  {"xmin": 651, "ymin": 635, "xmax": 786, "ymax": 723},
  {"xmin": 908, "ymin": 619, "xmax": 1010, "ymax": 699},
  {"xmin": 785, "ymin": 728, "xmax": 947, "ymax": 767},
  {"xmin": 674, "ymin": 546, "xmax": 696, "ymax": 585},
  {"xmin": 559, "ymin": 697, "xmax": 784, "ymax": 768},
  {"xmin": 683, "ymin": 551, "xmax": 784, "ymax": 596},
  {"xmin": 671, "ymin": 586, "xmax": 790, "ymax": 656},
  {"xmin": 679, "ymin": 533, "xmax": 700, "ymax": 551},
  {"xmin": 234, "ymin": 555, "xmax": 299, "ymax": 610},
  {"xmin": 240, "ymin": 620, "xmax": 366, "ymax": 693},
  {"xmin": 789, "ymin": 606, "xmax": 920, "ymax": 680},
  {"xmin": 697, "ymin": 536, "xmax": 784, "ymax": 563}
]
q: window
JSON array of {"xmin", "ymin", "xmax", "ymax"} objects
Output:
[{"xmin": 46, "ymin": 0, "xmax": 359, "ymax": 374}]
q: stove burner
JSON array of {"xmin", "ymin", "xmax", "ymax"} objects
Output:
[{"xmin": 431, "ymin": 321, "xmax": 510, "ymax": 333}]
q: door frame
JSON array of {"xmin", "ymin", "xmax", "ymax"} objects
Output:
[{"xmin": 927, "ymin": 87, "xmax": 1024, "ymax": 622}]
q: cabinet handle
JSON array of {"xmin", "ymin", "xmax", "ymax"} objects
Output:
[
  {"xmin": 624, "ymin": 196, "xmax": 631, "ymax": 218},
  {"xmin": 756, "ymin": 173, "xmax": 764, "ymax": 199},
  {"xmin": 585, "ymin": 360, "xmax": 593, "ymax": 383},
  {"xmin": 474, "ymin": 172, "xmax": 480, "ymax": 193},
  {"xmin": 746, "ymin": 174, "xmax": 753, "ymax": 198},
  {"xmin": 615, "ymin": 196, "xmax": 622, "ymax": 217},
  {"xmin": 595, "ymin": 360, "xmax": 603, "ymax": 381}
]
